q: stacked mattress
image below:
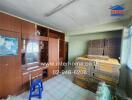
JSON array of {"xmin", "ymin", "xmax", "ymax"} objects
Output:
[{"xmin": 74, "ymin": 55, "xmax": 121, "ymax": 92}]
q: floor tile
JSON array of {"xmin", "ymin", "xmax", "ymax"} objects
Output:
[{"xmin": 16, "ymin": 75, "xmax": 96, "ymax": 100}]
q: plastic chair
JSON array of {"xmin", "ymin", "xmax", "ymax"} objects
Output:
[{"xmin": 29, "ymin": 79, "xmax": 43, "ymax": 100}]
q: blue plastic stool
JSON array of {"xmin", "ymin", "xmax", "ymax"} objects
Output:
[{"xmin": 29, "ymin": 79, "xmax": 43, "ymax": 100}]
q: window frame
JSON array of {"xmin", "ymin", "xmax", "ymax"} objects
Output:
[
  {"xmin": 23, "ymin": 39, "xmax": 40, "ymax": 67},
  {"xmin": 127, "ymin": 25, "xmax": 132, "ymax": 70}
]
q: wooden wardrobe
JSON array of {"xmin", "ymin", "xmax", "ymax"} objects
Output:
[
  {"xmin": 0, "ymin": 12, "xmax": 65, "ymax": 98},
  {"xmin": 48, "ymin": 38, "xmax": 59, "ymax": 77}
]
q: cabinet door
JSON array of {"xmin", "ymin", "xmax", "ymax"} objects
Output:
[
  {"xmin": 21, "ymin": 20, "xmax": 36, "ymax": 38},
  {"xmin": 0, "ymin": 12, "xmax": 21, "ymax": 32},
  {"xmin": 48, "ymin": 38, "xmax": 59, "ymax": 77},
  {"xmin": 11, "ymin": 17, "xmax": 21, "ymax": 33},
  {"xmin": 1, "ymin": 56, "xmax": 22, "ymax": 97},
  {"xmin": 0, "ymin": 30, "xmax": 22, "ymax": 97}
]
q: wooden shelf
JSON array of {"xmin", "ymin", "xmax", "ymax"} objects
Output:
[
  {"xmin": 37, "ymin": 25, "xmax": 48, "ymax": 37},
  {"xmin": 22, "ymin": 35, "xmax": 48, "ymax": 41},
  {"xmin": 40, "ymin": 41, "xmax": 48, "ymax": 63}
]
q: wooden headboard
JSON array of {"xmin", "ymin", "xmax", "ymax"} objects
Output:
[{"xmin": 88, "ymin": 38, "xmax": 121, "ymax": 58}]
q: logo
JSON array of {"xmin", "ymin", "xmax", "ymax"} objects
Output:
[{"xmin": 111, "ymin": 5, "xmax": 125, "ymax": 16}]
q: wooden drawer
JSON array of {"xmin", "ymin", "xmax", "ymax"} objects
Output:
[{"xmin": 31, "ymin": 69, "xmax": 42, "ymax": 78}]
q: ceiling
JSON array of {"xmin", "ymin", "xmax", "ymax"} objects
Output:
[{"xmin": 0, "ymin": 0, "xmax": 132, "ymax": 34}]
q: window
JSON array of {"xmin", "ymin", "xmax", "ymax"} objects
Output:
[
  {"xmin": 127, "ymin": 26, "xmax": 132, "ymax": 70},
  {"xmin": 26, "ymin": 40, "xmax": 39, "ymax": 64}
]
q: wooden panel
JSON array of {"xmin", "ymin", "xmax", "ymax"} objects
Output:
[
  {"xmin": 104, "ymin": 38, "xmax": 121, "ymax": 58},
  {"xmin": 21, "ymin": 20, "xmax": 36, "ymax": 38},
  {"xmin": 2, "ymin": 57, "xmax": 21, "ymax": 95},
  {"xmin": 0, "ymin": 12, "xmax": 21, "ymax": 32},
  {"xmin": 22, "ymin": 73, "xmax": 29, "ymax": 85},
  {"xmin": 104, "ymin": 47, "xmax": 121, "ymax": 58},
  {"xmin": 34, "ymin": 36, "xmax": 48, "ymax": 41},
  {"xmin": 22, "ymin": 73, "xmax": 30, "ymax": 92},
  {"xmin": 105, "ymin": 38, "xmax": 121, "ymax": 47},
  {"xmin": 98, "ymin": 63, "xmax": 113, "ymax": 73},
  {"xmin": 48, "ymin": 38, "xmax": 59, "ymax": 77},
  {"xmin": 49, "ymin": 32, "xmax": 58, "ymax": 39},
  {"xmin": 88, "ymin": 39, "xmax": 104, "ymax": 55},
  {"xmin": 58, "ymin": 33, "xmax": 65, "ymax": 40},
  {"xmin": 40, "ymin": 41, "xmax": 48, "ymax": 63},
  {"xmin": 10, "ymin": 17, "xmax": 21, "ymax": 33},
  {"xmin": 89, "ymin": 39, "xmax": 104, "ymax": 48},
  {"xmin": 49, "ymin": 30, "xmax": 59, "ymax": 39},
  {"xmin": 0, "ymin": 30, "xmax": 22, "ymax": 97},
  {"xmin": 88, "ymin": 48, "xmax": 103, "ymax": 55},
  {"xmin": 59, "ymin": 40, "xmax": 65, "ymax": 60},
  {"xmin": 59, "ymin": 40, "xmax": 65, "ymax": 71},
  {"xmin": 31, "ymin": 69, "xmax": 42, "ymax": 78},
  {"xmin": 88, "ymin": 38, "xmax": 121, "ymax": 58},
  {"xmin": 49, "ymin": 38, "xmax": 59, "ymax": 64}
]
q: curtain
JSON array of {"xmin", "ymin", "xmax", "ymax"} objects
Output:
[{"xmin": 127, "ymin": 26, "xmax": 132, "ymax": 70}]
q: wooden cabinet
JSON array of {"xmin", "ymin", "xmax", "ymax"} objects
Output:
[
  {"xmin": 0, "ymin": 13, "xmax": 21, "ymax": 32},
  {"xmin": 49, "ymin": 30, "xmax": 65, "ymax": 72},
  {"xmin": 48, "ymin": 38, "xmax": 59, "ymax": 77},
  {"xmin": 2, "ymin": 57, "xmax": 22, "ymax": 96},
  {"xmin": 0, "ymin": 12, "xmax": 65, "ymax": 97},
  {"xmin": 59, "ymin": 40, "xmax": 65, "ymax": 61},
  {"xmin": 22, "ymin": 73, "xmax": 30, "ymax": 91},
  {"xmin": 59, "ymin": 40, "xmax": 65, "ymax": 71},
  {"xmin": 0, "ymin": 30, "xmax": 22, "ymax": 98},
  {"xmin": 22, "ymin": 73, "xmax": 29, "ymax": 85},
  {"xmin": 21, "ymin": 20, "xmax": 36, "ymax": 38},
  {"xmin": 65, "ymin": 42, "xmax": 68, "ymax": 63}
]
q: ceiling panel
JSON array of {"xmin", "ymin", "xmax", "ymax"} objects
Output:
[{"xmin": 0, "ymin": 0, "xmax": 132, "ymax": 34}]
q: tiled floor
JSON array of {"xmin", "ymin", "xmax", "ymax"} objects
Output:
[{"xmin": 16, "ymin": 75, "xmax": 96, "ymax": 100}]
